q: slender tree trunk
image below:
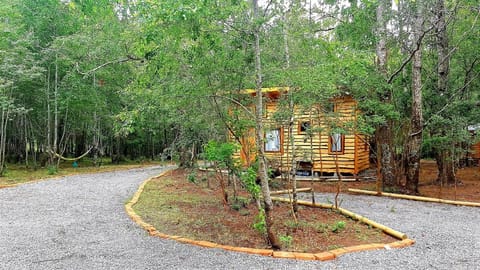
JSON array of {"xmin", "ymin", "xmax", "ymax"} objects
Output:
[
  {"xmin": 93, "ymin": 74, "xmax": 99, "ymax": 167},
  {"xmin": 46, "ymin": 67, "xmax": 52, "ymax": 164},
  {"xmin": 309, "ymin": 111, "xmax": 315, "ymax": 204},
  {"xmin": 288, "ymin": 96, "xmax": 298, "ymax": 215},
  {"xmin": 53, "ymin": 56, "xmax": 59, "ymax": 167},
  {"xmin": 282, "ymin": 0, "xmax": 298, "ymax": 216},
  {"xmin": 24, "ymin": 114, "xmax": 29, "ymax": 168},
  {"xmin": 252, "ymin": 0, "xmax": 280, "ymax": 250},
  {"xmin": 405, "ymin": 2, "xmax": 424, "ymax": 193},
  {"xmin": 29, "ymin": 121, "xmax": 37, "ymax": 169},
  {"xmin": 0, "ymin": 108, "xmax": 9, "ymax": 176},
  {"xmin": 334, "ymin": 136, "xmax": 343, "ymax": 209}
]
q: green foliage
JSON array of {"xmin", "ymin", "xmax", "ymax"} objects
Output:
[
  {"xmin": 231, "ymin": 196, "xmax": 250, "ymax": 211},
  {"xmin": 47, "ymin": 166, "xmax": 57, "ymax": 175},
  {"xmin": 204, "ymin": 141, "xmax": 238, "ymax": 169},
  {"xmin": 252, "ymin": 209, "xmax": 266, "ymax": 235},
  {"xmin": 331, "ymin": 221, "xmax": 346, "ymax": 233},
  {"xmin": 187, "ymin": 170, "xmax": 197, "ymax": 184},
  {"xmin": 240, "ymin": 166, "xmax": 261, "ymax": 200},
  {"xmin": 334, "ymin": 2, "xmax": 377, "ymax": 50},
  {"xmin": 279, "ymin": 235, "xmax": 293, "ymax": 248}
]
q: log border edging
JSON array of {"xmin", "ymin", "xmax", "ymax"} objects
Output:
[
  {"xmin": 348, "ymin": 188, "xmax": 480, "ymax": 207},
  {"xmin": 125, "ymin": 170, "xmax": 415, "ymax": 261}
]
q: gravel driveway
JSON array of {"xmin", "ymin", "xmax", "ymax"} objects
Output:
[{"xmin": 1, "ymin": 166, "xmax": 479, "ymax": 270}]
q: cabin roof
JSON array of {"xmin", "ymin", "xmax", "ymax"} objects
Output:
[
  {"xmin": 241, "ymin": 87, "xmax": 289, "ymax": 95},
  {"xmin": 240, "ymin": 87, "xmax": 290, "ymax": 99},
  {"xmin": 239, "ymin": 86, "xmax": 353, "ymax": 100}
]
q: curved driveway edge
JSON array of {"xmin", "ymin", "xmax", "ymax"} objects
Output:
[
  {"xmin": 126, "ymin": 170, "xmax": 414, "ymax": 261},
  {"xmin": 1, "ymin": 166, "xmax": 479, "ymax": 269}
]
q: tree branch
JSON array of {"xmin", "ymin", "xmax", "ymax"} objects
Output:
[
  {"xmin": 314, "ymin": 27, "xmax": 336, "ymax": 32},
  {"xmin": 75, "ymin": 55, "xmax": 142, "ymax": 77},
  {"xmin": 387, "ymin": 23, "xmax": 435, "ymax": 84},
  {"xmin": 208, "ymin": 97, "xmax": 243, "ymax": 146},
  {"xmin": 208, "ymin": 94, "xmax": 256, "ymax": 119}
]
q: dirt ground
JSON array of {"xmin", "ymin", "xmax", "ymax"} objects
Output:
[
  {"xmin": 134, "ymin": 169, "xmax": 397, "ymax": 253},
  {"xmin": 134, "ymin": 161, "xmax": 478, "ymax": 252},
  {"xmin": 303, "ymin": 160, "xmax": 480, "ymax": 203}
]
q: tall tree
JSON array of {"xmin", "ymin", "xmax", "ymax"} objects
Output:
[
  {"xmin": 375, "ymin": 0, "xmax": 397, "ymax": 190},
  {"xmin": 252, "ymin": 0, "xmax": 281, "ymax": 250},
  {"xmin": 405, "ymin": 1, "xmax": 424, "ymax": 193},
  {"xmin": 433, "ymin": 0, "xmax": 455, "ymax": 185}
]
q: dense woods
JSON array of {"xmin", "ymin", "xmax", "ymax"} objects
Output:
[{"xmin": 1, "ymin": 0, "xmax": 479, "ymax": 195}]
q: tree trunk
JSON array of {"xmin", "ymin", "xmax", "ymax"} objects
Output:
[
  {"xmin": 376, "ymin": 0, "xmax": 388, "ymax": 74},
  {"xmin": 29, "ymin": 121, "xmax": 37, "ymax": 169},
  {"xmin": 288, "ymin": 96, "xmax": 298, "ymax": 214},
  {"xmin": 434, "ymin": 0, "xmax": 455, "ymax": 185},
  {"xmin": 282, "ymin": 0, "xmax": 298, "ymax": 217},
  {"xmin": 376, "ymin": 126, "xmax": 396, "ymax": 188},
  {"xmin": 435, "ymin": 149, "xmax": 456, "ymax": 185},
  {"xmin": 405, "ymin": 2, "xmax": 424, "ymax": 194},
  {"xmin": 93, "ymin": 74, "xmax": 101, "ymax": 167},
  {"xmin": 46, "ymin": 67, "xmax": 52, "ymax": 165},
  {"xmin": 53, "ymin": 55, "xmax": 59, "ymax": 167},
  {"xmin": 375, "ymin": 0, "xmax": 397, "ymax": 189},
  {"xmin": 435, "ymin": 0, "xmax": 449, "ymax": 96},
  {"xmin": 252, "ymin": 0, "xmax": 280, "ymax": 250},
  {"xmin": 0, "ymin": 107, "xmax": 9, "ymax": 176}
]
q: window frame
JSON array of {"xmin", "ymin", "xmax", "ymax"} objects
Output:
[
  {"xmin": 328, "ymin": 133, "xmax": 345, "ymax": 155},
  {"xmin": 298, "ymin": 121, "xmax": 311, "ymax": 134},
  {"xmin": 264, "ymin": 128, "xmax": 283, "ymax": 153}
]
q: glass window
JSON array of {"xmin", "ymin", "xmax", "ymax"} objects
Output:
[
  {"xmin": 329, "ymin": 133, "xmax": 344, "ymax": 154},
  {"xmin": 299, "ymin": 121, "xmax": 311, "ymax": 133},
  {"xmin": 265, "ymin": 129, "xmax": 281, "ymax": 152}
]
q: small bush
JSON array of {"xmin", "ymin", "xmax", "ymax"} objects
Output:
[
  {"xmin": 331, "ymin": 221, "xmax": 346, "ymax": 233},
  {"xmin": 279, "ymin": 235, "xmax": 293, "ymax": 249},
  {"xmin": 187, "ymin": 171, "xmax": 197, "ymax": 184},
  {"xmin": 47, "ymin": 166, "xmax": 57, "ymax": 175},
  {"xmin": 252, "ymin": 210, "xmax": 266, "ymax": 234}
]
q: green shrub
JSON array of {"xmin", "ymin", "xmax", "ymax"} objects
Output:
[
  {"xmin": 279, "ymin": 235, "xmax": 293, "ymax": 248},
  {"xmin": 187, "ymin": 171, "xmax": 197, "ymax": 184},
  {"xmin": 331, "ymin": 221, "xmax": 346, "ymax": 233},
  {"xmin": 47, "ymin": 166, "xmax": 57, "ymax": 175},
  {"xmin": 253, "ymin": 209, "xmax": 266, "ymax": 234}
]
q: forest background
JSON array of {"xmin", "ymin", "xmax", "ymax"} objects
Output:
[{"xmin": 1, "ymin": 0, "xmax": 479, "ymax": 194}]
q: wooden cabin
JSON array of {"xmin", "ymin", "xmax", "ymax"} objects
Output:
[{"xmin": 231, "ymin": 87, "xmax": 370, "ymax": 177}]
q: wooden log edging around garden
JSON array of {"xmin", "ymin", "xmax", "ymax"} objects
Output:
[
  {"xmin": 125, "ymin": 170, "xmax": 415, "ymax": 261},
  {"xmin": 271, "ymin": 197, "xmax": 408, "ymax": 239},
  {"xmin": 348, "ymin": 188, "xmax": 480, "ymax": 207},
  {"xmin": 270, "ymin": 187, "xmax": 312, "ymax": 195},
  {"xmin": 0, "ymin": 184, "xmax": 18, "ymax": 189}
]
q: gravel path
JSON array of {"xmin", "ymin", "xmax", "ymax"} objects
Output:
[{"xmin": 1, "ymin": 166, "xmax": 478, "ymax": 270}]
